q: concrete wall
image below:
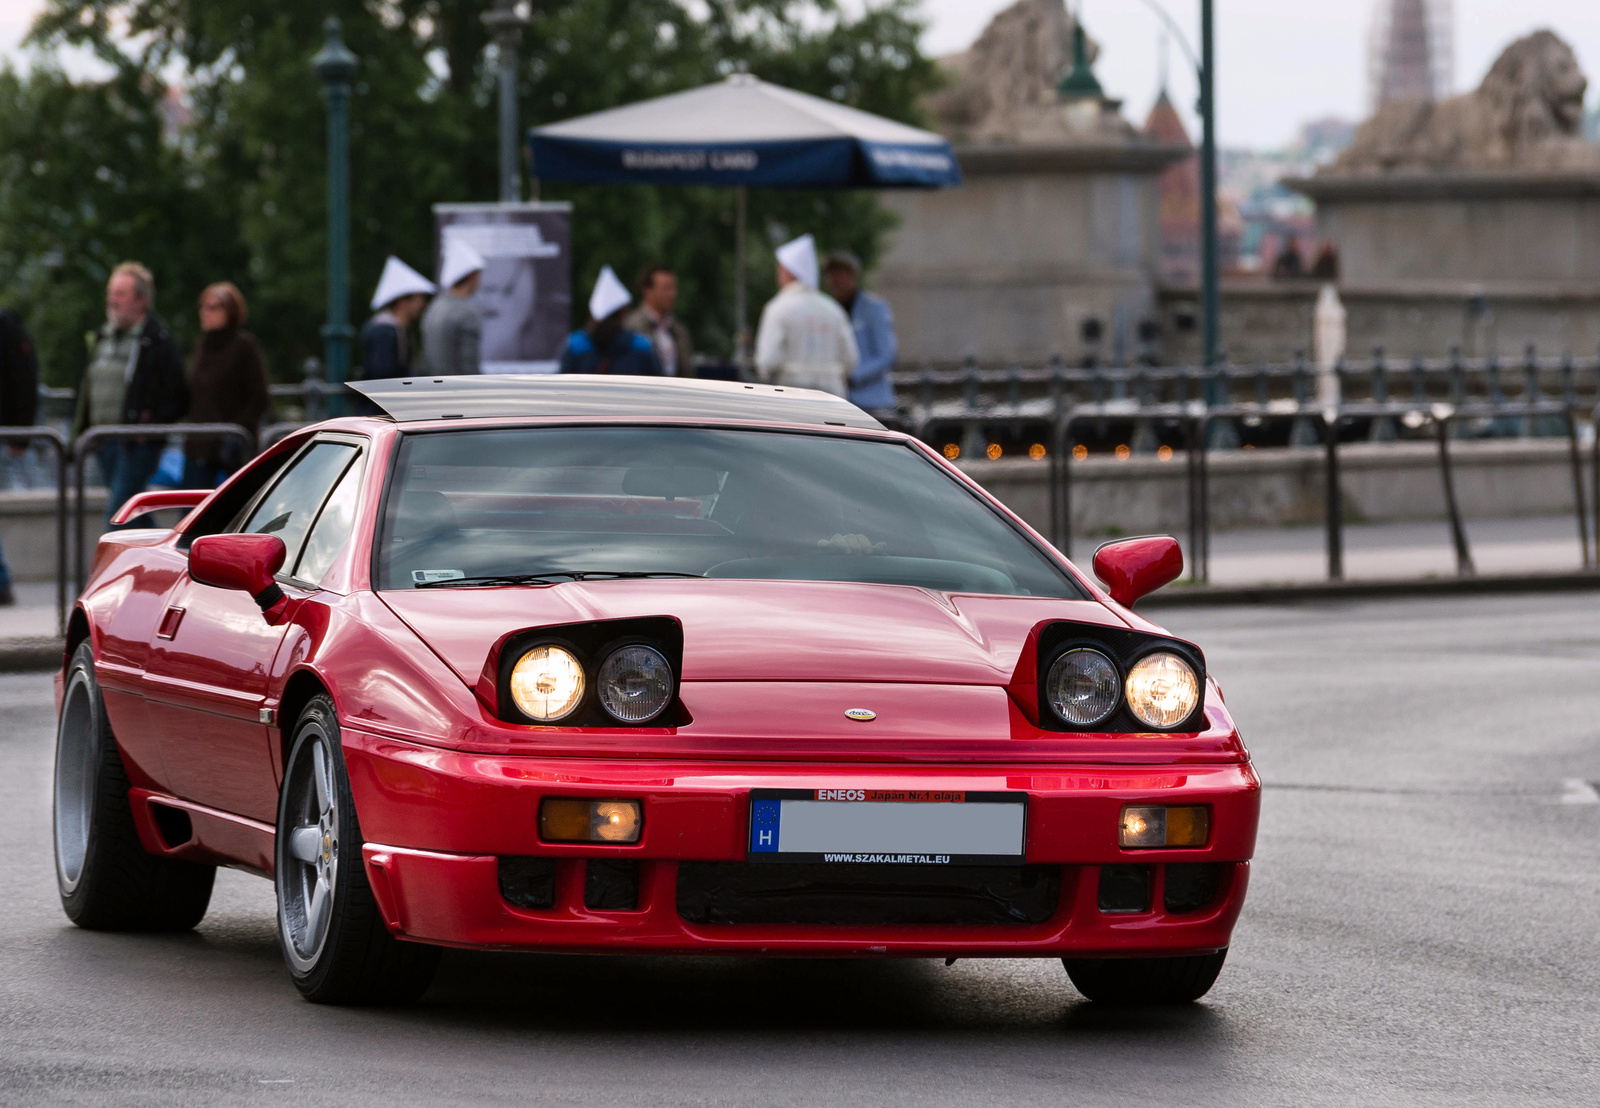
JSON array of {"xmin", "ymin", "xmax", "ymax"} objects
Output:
[
  {"xmin": 0, "ymin": 490, "xmax": 105, "ymax": 584},
  {"xmin": 959, "ymin": 439, "xmax": 1584, "ymax": 539},
  {"xmin": 1158, "ymin": 281, "xmax": 1600, "ymax": 365}
]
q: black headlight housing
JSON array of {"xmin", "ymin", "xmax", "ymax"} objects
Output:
[
  {"xmin": 1034, "ymin": 621, "xmax": 1207, "ymax": 733},
  {"xmin": 496, "ymin": 616, "xmax": 685, "ymax": 728}
]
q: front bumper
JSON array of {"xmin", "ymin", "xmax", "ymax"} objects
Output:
[{"xmin": 343, "ymin": 728, "xmax": 1259, "ymax": 957}]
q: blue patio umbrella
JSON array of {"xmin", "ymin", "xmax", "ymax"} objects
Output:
[{"xmin": 529, "ymin": 72, "xmax": 961, "ymax": 358}]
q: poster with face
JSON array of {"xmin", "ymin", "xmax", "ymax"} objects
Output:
[{"xmin": 433, "ymin": 203, "xmax": 572, "ymax": 373}]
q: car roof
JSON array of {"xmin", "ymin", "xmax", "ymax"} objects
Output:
[{"xmin": 348, "ymin": 374, "xmax": 885, "ymax": 430}]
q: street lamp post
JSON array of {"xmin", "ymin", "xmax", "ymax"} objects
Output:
[
  {"xmin": 1127, "ymin": 0, "xmax": 1219, "ymax": 368},
  {"xmin": 1198, "ymin": 0, "xmax": 1219, "ymax": 369},
  {"xmin": 483, "ymin": 0, "xmax": 531, "ymax": 203},
  {"xmin": 312, "ymin": 17, "xmax": 358, "ymax": 395}
]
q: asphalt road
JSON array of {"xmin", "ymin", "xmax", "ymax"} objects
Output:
[{"xmin": 2, "ymin": 592, "xmax": 1598, "ymax": 1107}]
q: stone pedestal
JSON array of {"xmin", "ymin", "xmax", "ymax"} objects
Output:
[
  {"xmin": 876, "ymin": 142, "xmax": 1186, "ymax": 367},
  {"xmin": 1284, "ymin": 172, "xmax": 1600, "ymax": 358}
]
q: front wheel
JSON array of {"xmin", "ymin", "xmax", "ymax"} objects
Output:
[
  {"xmin": 54, "ymin": 642, "xmax": 214, "ymax": 930},
  {"xmin": 275, "ymin": 694, "xmax": 439, "ymax": 1004},
  {"xmin": 1062, "ymin": 949, "xmax": 1228, "ymax": 1005}
]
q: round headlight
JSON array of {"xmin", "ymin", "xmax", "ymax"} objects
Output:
[
  {"xmin": 1125, "ymin": 652, "xmax": 1200, "ymax": 729},
  {"xmin": 1045, "ymin": 648, "xmax": 1121, "ymax": 726},
  {"xmin": 509, "ymin": 645, "xmax": 585, "ymax": 721},
  {"xmin": 597, "ymin": 645, "xmax": 673, "ymax": 723}
]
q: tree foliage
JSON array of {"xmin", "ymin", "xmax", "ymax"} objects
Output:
[{"xmin": 3, "ymin": 0, "xmax": 940, "ymax": 386}]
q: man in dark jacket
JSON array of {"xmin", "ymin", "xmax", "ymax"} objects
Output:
[
  {"xmin": 0, "ymin": 306, "xmax": 39, "ymax": 605},
  {"xmin": 73, "ymin": 262, "xmax": 188, "ymax": 524}
]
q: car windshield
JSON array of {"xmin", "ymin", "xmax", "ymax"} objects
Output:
[{"xmin": 376, "ymin": 426, "xmax": 1082, "ymax": 598}]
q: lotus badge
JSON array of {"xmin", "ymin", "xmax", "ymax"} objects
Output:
[{"xmin": 845, "ymin": 708, "xmax": 877, "ymax": 721}]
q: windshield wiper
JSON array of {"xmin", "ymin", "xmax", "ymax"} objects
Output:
[
  {"xmin": 414, "ymin": 570, "xmax": 703, "ymax": 589},
  {"xmin": 415, "ymin": 573, "xmax": 567, "ymax": 589}
]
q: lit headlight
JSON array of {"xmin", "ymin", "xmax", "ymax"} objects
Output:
[
  {"xmin": 1045, "ymin": 648, "xmax": 1120, "ymax": 726},
  {"xmin": 510, "ymin": 644, "xmax": 585, "ymax": 721},
  {"xmin": 597, "ymin": 644, "xmax": 673, "ymax": 723},
  {"xmin": 1124, "ymin": 652, "xmax": 1200, "ymax": 729}
]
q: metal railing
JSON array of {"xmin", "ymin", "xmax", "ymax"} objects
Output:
[
  {"xmin": 895, "ymin": 345, "xmax": 1600, "ymax": 419},
  {"xmin": 70, "ymin": 423, "xmax": 254, "ymax": 598},
  {"xmin": 924, "ymin": 396, "xmax": 1594, "ymax": 586}
]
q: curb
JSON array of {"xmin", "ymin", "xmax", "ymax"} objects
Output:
[
  {"xmin": 1141, "ymin": 570, "xmax": 1600, "ymax": 607},
  {"xmin": 0, "ymin": 638, "xmax": 64, "ymax": 673}
]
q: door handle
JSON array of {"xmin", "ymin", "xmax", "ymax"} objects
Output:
[{"xmin": 157, "ymin": 606, "xmax": 185, "ymax": 640}]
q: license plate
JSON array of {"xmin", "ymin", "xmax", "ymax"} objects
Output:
[{"xmin": 747, "ymin": 789, "xmax": 1026, "ymax": 865}]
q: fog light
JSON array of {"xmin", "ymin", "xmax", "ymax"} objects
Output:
[
  {"xmin": 540, "ymin": 798, "xmax": 643, "ymax": 843},
  {"xmin": 1119, "ymin": 805, "xmax": 1209, "ymax": 849}
]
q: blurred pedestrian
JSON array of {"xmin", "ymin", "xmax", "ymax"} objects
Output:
[
  {"xmin": 560, "ymin": 266, "xmax": 662, "ymax": 376},
  {"xmin": 624, "ymin": 265, "xmax": 694, "ymax": 377},
  {"xmin": 420, "ymin": 239, "xmax": 485, "ymax": 375},
  {"xmin": 184, "ymin": 282, "xmax": 269, "ymax": 489},
  {"xmin": 823, "ymin": 249, "xmax": 898, "ymax": 416},
  {"xmin": 0, "ymin": 304, "xmax": 40, "ymax": 605},
  {"xmin": 73, "ymin": 262, "xmax": 188, "ymax": 525},
  {"xmin": 1271, "ymin": 234, "xmax": 1306, "ymax": 279},
  {"xmin": 359, "ymin": 256, "xmax": 435, "ymax": 381},
  {"xmin": 754, "ymin": 234, "xmax": 857, "ymax": 397}
]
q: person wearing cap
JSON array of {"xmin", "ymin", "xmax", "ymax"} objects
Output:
[
  {"xmin": 624, "ymin": 265, "xmax": 694, "ymax": 377},
  {"xmin": 420, "ymin": 239, "xmax": 485, "ymax": 376},
  {"xmin": 559, "ymin": 265, "xmax": 663, "ymax": 376},
  {"xmin": 823, "ymin": 249, "xmax": 898, "ymax": 415},
  {"xmin": 359, "ymin": 256, "xmax": 435, "ymax": 385},
  {"xmin": 754, "ymin": 234, "xmax": 858, "ymax": 397}
]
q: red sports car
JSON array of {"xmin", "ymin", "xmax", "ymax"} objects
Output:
[{"xmin": 54, "ymin": 376, "xmax": 1258, "ymax": 1005}]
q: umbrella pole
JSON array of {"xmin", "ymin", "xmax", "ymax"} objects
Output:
[{"xmin": 734, "ymin": 185, "xmax": 749, "ymax": 372}]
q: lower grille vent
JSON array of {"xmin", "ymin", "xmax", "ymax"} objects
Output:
[{"xmin": 677, "ymin": 863, "xmax": 1059, "ymax": 926}]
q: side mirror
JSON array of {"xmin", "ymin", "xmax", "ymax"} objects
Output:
[
  {"xmin": 1092, "ymin": 536, "xmax": 1183, "ymax": 608},
  {"xmin": 189, "ymin": 534, "xmax": 289, "ymax": 622}
]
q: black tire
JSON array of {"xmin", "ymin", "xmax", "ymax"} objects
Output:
[
  {"xmin": 54, "ymin": 642, "xmax": 215, "ymax": 930},
  {"xmin": 1062, "ymin": 949, "xmax": 1228, "ymax": 1005},
  {"xmin": 275, "ymin": 694, "xmax": 439, "ymax": 1005}
]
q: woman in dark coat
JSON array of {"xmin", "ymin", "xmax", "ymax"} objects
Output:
[{"xmin": 184, "ymin": 282, "xmax": 270, "ymax": 488}]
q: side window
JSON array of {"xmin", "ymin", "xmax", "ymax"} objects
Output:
[
  {"xmin": 240, "ymin": 442, "xmax": 358, "ymax": 573},
  {"xmin": 180, "ymin": 450, "xmax": 293, "ymax": 547},
  {"xmin": 294, "ymin": 458, "xmax": 364, "ymax": 586}
]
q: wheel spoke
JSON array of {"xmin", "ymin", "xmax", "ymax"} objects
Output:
[
  {"xmin": 288, "ymin": 825, "xmax": 321, "ymax": 864},
  {"xmin": 307, "ymin": 876, "xmax": 330, "ymax": 941},
  {"xmin": 311, "ymin": 741, "xmax": 331, "ymax": 814}
]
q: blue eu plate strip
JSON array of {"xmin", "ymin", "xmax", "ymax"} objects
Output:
[{"xmin": 749, "ymin": 798, "xmax": 782, "ymax": 852}]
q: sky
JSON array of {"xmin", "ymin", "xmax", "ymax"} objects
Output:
[{"xmin": 2, "ymin": 0, "xmax": 1597, "ymax": 150}]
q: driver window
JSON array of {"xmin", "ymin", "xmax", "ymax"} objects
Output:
[
  {"xmin": 293, "ymin": 458, "xmax": 364, "ymax": 586},
  {"xmin": 239, "ymin": 442, "xmax": 358, "ymax": 573}
]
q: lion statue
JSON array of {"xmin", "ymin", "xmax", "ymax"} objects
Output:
[
  {"xmin": 1333, "ymin": 29, "xmax": 1599, "ymax": 172},
  {"xmin": 926, "ymin": 0, "xmax": 1133, "ymax": 144}
]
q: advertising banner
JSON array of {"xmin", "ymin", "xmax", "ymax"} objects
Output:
[{"xmin": 433, "ymin": 202, "xmax": 572, "ymax": 374}]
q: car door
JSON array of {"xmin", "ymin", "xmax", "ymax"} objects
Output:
[{"xmin": 141, "ymin": 438, "xmax": 364, "ymax": 821}]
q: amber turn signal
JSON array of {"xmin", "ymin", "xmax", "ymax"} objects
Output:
[
  {"xmin": 539, "ymin": 798, "xmax": 643, "ymax": 843},
  {"xmin": 1119, "ymin": 805, "xmax": 1209, "ymax": 849}
]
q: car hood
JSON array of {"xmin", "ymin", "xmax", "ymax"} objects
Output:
[{"xmin": 380, "ymin": 578, "xmax": 1129, "ymax": 688}]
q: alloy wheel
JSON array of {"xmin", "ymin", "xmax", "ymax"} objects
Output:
[{"xmin": 279, "ymin": 731, "xmax": 339, "ymax": 973}]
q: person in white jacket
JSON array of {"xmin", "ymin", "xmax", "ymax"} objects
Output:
[{"xmin": 754, "ymin": 234, "xmax": 858, "ymax": 397}]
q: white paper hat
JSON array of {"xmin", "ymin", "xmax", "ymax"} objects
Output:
[
  {"xmin": 370, "ymin": 256, "xmax": 437, "ymax": 310},
  {"xmin": 588, "ymin": 265, "xmax": 631, "ymax": 321},
  {"xmin": 775, "ymin": 233, "xmax": 819, "ymax": 290},
  {"xmin": 438, "ymin": 237, "xmax": 486, "ymax": 290}
]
